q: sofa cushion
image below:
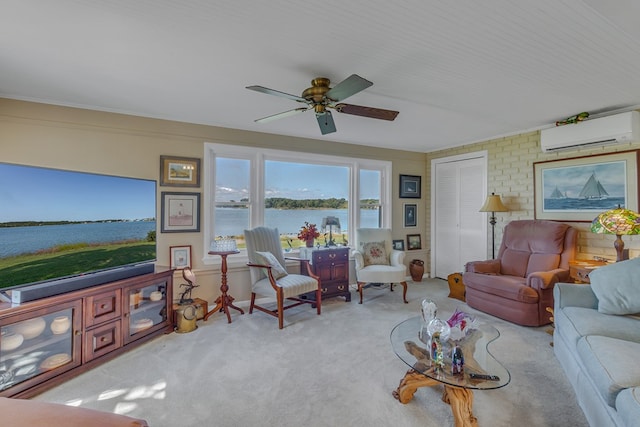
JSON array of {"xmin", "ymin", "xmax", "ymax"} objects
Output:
[
  {"xmin": 255, "ymin": 251, "xmax": 288, "ymax": 280},
  {"xmin": 500, "ymin": 249, "xmax": 529, "ymax": 277},
  {"xmin": 616, "ymin": 387, "xmax": 640, "ymax": 427},
  {"xmin": 362, "ymin": 241, "xmax": 389, "ymax": 266},
  {"xmin": 555, "ymin": 306, "xmax": 640, "ymax": 346},
  {"xmin": 527, "ymin": 253, "xmax": 560, "ymax": 276},
  {"xmin": 576, "ymin": 335, "xmax": 640, "ymax": 407},
  {"xmin": 589, "ymin": 257, "xmax": 640, "ymax": 315}
]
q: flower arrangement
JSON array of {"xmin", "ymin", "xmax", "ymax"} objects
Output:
[{"xmin": 297, "ymin": 222, "xmax": 320, "ymax": 241}]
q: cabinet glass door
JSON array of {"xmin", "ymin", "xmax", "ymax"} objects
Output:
[
  {"xmin": 127, "ymin": 282, "xmax": 167, "ymax": 339},
  {"xmin": 1, "ymin": 305, "xmax": 78, "ymax": 393}
]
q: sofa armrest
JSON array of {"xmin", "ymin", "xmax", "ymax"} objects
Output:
[
  {"xmin": 0, "ymin": 397, "xmax": 148, "ymax": 427},
  {"xmin": 553, "ymin": 283, "xmax": 598, "ymax": 311},
  {"xmin": 389, "ymin": 249, "xmax": 405, "ymax": 266},
  {"xmin": 527, "ymin": 268, "xmax": 570, "ymax": 290},
  {"xmin": 352, "ymin": 249, "xmax": 364, "ymax": 270},
  {"xmin": 465, "ymin": 259, "xmax": 500, "ymax": 274}
]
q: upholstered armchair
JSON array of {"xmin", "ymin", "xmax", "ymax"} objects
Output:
[
  {"xmin": 463, "ymin": 220, "xmax": 577, "ymax": 326},
  {"xmin": 244, "ymin": 227, "xmax": 321, "ymax": 329},
  {"xmin": 352, "ymin": 228, "xmax": 408, "ymax": 304}
]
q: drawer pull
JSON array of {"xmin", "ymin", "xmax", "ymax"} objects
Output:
[
  {"xmin": 100, "ymin": 304, "xmax": 107, "ymax": 309},
  {"xmin": 322, "ymin": 288, "xmax": 328, "ymax": 293},
  {"xmin": 337, "ymin": 285, "xmax": 345, "ymax": 291},
  {"xmin": 100, "ymin": 337, "xmax": 107, "ymax": 342}
]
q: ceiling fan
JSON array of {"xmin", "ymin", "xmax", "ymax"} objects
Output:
[{"xmin": 246, "ymin": 74, "xmax": 399, "ymax": 135}]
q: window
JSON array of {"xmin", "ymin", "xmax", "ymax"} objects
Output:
[{"xmin": 204, "ymin": 143, "xmax": 391, "ymax": 261}]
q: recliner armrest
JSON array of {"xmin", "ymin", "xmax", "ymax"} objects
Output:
[
  {"xmin": 465, "ymin": 259, "xmax": 500, "ymax": 274},
  {"xmin": 527, "ymin": 268, "xmax": 570, "ymax": 290}
]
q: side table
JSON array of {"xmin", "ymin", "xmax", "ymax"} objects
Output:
[
  {"xmin": 298, "ymin": 246, "xmax": 351, "ymax": 302},
  {"xmin": 204, "ymin": 250, "xmax": 244, "ymax": 323},
  {"xmin": 569, "ymin": 260, "xmax": 609, "ymax": 284}
]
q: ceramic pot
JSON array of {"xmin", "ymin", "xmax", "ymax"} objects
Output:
[
  {"xmin": 50, "ymin": 316, "xmax": 71, "ymax": 335},
  {"xmin": 2, "ymin": 330, "xmax": 24, "ymax": 351},
  {"xmin": 12, "ymin": 317, "xmax": 46, "ymax": 340},
  {"xmin": 410, "ymin": 259, "xmax": 425, "ymax": 282}
]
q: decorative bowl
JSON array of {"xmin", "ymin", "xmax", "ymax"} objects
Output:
[
  {"xmin": 12, "ymin": 317, "xmax": 46, "ymax": 340},
  {"xmin": 50, "ymin": 316, "xmax": 71, "ymax": 335},
  {"xmin": 149, "ymin": 291, "xmax": 163, "ymax": 302},
  {"xmin": 2, "ymin": 330, "xmax": 24, "ymax": 351}
]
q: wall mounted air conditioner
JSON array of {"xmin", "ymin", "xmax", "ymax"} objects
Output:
[{"xmin": 540, "ymin": 110, "xmax": 640, "ymax": 152}]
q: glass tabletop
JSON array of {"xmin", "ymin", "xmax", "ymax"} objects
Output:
[{"xmin": 390, "ymin": 316, "xmax": 510, "ymax": 390}]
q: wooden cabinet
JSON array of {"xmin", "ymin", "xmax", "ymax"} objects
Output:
[
  {"xmin": 0, "ymin": 270, "xmax": 172, "ymax": 398},
  {"xmin": 299, "ymin": 247, "xmax": 351, "ymax": 302}
]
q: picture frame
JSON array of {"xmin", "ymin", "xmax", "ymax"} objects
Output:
[
  {"xmin": 160, "ymin": 155, "xmax": 201, "ymax": 187},
  {"xmin": 399, "ymin": 174, "xmax": 421, "ymax": 198},
  {"xmin": 533, "ymin": 150, "xmax": 639, "ymax": 221},
  {"xmin": 403, "ymin": 203, "xmax": 417, "ymax": 227},
  {"xmin": 407, "ymin": 234, "xmax": 422, "ymax": 250},
  {"xmin": 161, "ymin": 192, "xmax": 201, "ymax": 233},
  {"xmin": 170, "ymin": 245, "xmax": 192, "ymax": 269},
  {"xmin": 392, "ymin": 239, "xmax": 405, "ymax": 251}
]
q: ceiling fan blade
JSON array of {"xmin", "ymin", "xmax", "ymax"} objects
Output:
[
  {"xmin": 317, "ymin": 111, "xmax": 336, "ymax": 135},
  {"xmin": 246, "ymin": 85, "xmax": 307, "ymax": 103},
  {"xmin": 335, "ymin": 103, "xmax": 399, "ymax": 121},
  {"xmin": 255, "ymin": 107, "xmax": 309, "ymax": 123},
  {"xmin": 325, "ymin": 74, "xmax": 373, "ymax": 102}
]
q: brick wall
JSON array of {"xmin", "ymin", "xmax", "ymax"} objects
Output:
[{"xmin": 425, "ymin": 130, "xmax": 640, "ymax": 273}]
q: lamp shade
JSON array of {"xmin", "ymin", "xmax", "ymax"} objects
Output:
[
  {"xmin": 591, "ymin": 207, "xmax": 640, "ymax": 235},
  {"xmin": 479, "ymin": 193, "xmax": 508, "ymax": 213}
]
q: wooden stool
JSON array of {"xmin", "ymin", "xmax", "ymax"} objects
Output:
[{"xmin": 447, "ymin": 272, "xmax": 465, "ymax": 301}]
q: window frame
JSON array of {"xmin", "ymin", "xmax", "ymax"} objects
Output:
[{"xmin": 203, "ymin": 142, "xmax": 391, "ymax": 264}]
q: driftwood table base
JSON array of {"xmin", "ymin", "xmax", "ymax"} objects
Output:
[{"xmin": 393, "ymin": 369, "xmax": 478, "ymax": 427}]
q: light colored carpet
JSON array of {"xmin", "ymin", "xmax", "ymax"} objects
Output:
[{"xmin": 35, "ymin": 279, "xmax": 588, "ymax": 427}]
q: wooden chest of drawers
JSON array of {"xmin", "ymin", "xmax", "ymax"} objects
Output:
[{"xmin": 299, "ymin": 247, "xmax": 351, "ymax": 302}]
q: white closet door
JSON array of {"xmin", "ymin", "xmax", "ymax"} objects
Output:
[{"xmin": 432, "ymin": 153, "xmax": 487, "ymax": 279}]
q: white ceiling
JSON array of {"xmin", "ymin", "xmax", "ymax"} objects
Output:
[{"xmin": 2, "ymin": 0, "xmax": 640, "ymax": 153}]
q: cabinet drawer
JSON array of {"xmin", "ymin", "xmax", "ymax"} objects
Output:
[
  {"xmin": 84, "ymin": 289, "xmax": 122, "ymax": 328},
  {"xmin": 84, "ymin": 320, "xmax": 122, "ymax": 362},
  {"xmin": 313, "ymin": 248, "xmax": 349, "ymax": 263}
]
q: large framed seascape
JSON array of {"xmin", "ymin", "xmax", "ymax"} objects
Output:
[
  {"xmin": 160, "ymin": 155, "xmax": 201, "ymax": 187},
  {"xmin": 161, "ymin": 192, "xmax": 201, "ymax": 233},
  {"xmin": 534, "ymin": 150, "xmax": 639, "ymax": 221}
]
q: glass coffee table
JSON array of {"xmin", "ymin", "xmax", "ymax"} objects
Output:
[{"xmin": 391, "ymin": 316, "xmax": 510, "ymax": 426}]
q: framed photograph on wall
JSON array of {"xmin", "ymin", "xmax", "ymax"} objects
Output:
[
  {"xmin": 170, "ymin": 245, "xmax": 192, "ymax": 269},
  {"xmin": 407, "ymin": 234, "xmax": 422, "ymax": 250},
  {"xmin": 161, "ymin": 192, "xmax": 201, "ymax": 232},
  {"xmin": 534, "ymin": 150, "xmax": 639, "ymax": 221},
  {"xmin": 160, "ymin": 155, "xmax": 201, "ymax": 187},
  {"xmin": 403, "ymin": 203, "xmax": 417, "ymax": 227},
  {"xmin": 392, "ymin": 239, "xmax": 405, "ymax": 251},
  {"xmin": 399, "ymin": 174, "xmax": 421, "ymax": 198}
]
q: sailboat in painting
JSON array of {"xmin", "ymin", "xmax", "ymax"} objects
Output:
[
  {"xmin": 550, "ymin": 186, "xmax": 567, "ymax": 199},
  {"xmin": 578, "ymin": 173, "xmax": 609, "ymax": 200}
]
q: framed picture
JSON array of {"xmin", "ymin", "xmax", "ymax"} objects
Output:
[
  {"xmin": 170, "ymin": 245, "xmax": 192, "ymax": 269},
  {"xmin": 534, "ymin": 150, "xmax": 639, "ymax": 221},
  {"xmin": 160, "ymin": 155, "xmax": 201, "ymax": 187},
  {"xmin": 399, "ymin": 174, "xmax": 421, "ymax": 198},
  {"xmin": 392, "ymin": 239, "xmax": 405, "ymax": 251},
  {"xmin": 407, "ymin": 234, "xmax": 422, "ymax": 250},
  {"xmin": 161, "ymin": 192, "xmax": 201, "ymax": 232},
  {"xmin": 403, "ymin": 203, "xmax": 417, "ymax": 227}
]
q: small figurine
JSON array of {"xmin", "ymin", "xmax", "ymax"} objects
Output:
[
  {"xmin": 556, "ymin": 111, "xmax": 589, "ymax": 126},
  {"xmin": 179, "ymin": 267, "xmax": 199, "ymax": 304},
  {"xmin": 431, "ymin": 332, "xmax": 444, "ymax": 369},
  {"xmin": 451, "ymin": 345, "xmax": 464, "ymax": 375}
]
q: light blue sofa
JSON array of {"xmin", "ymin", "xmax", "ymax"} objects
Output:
[{"xmin": 553, "ymin": 258, "xmax": 640, "ymax": 427}]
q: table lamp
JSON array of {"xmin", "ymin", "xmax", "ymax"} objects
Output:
[
  {"xmin": 479, "ymin": 192, "xmax": 509, "ymax": 258},
  {"xmin": 591, "ymin": 205, "xmax": 640, "ymax": 262},
  {"xmin": 321, "ymin": 216, "xmax": 341, "ymax": 246}
]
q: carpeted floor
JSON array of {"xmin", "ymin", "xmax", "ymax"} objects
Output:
[{"xmin": 35, "ymin": 279, "xmax": 588, "ymax": 427}]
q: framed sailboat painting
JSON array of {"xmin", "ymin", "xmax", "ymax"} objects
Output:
[{"xmin": 534, "ymin": 150, "xmax": 639, "ymax": 221}]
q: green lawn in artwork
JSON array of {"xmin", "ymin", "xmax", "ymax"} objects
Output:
[{"xmin": 0, "ymin": 242, "xmax": 156, "ymax": 290}]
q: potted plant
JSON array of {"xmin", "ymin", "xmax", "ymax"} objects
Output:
[{"xmin": 298, "ymin": 222, "xmax": 320, "ymax": 247}]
